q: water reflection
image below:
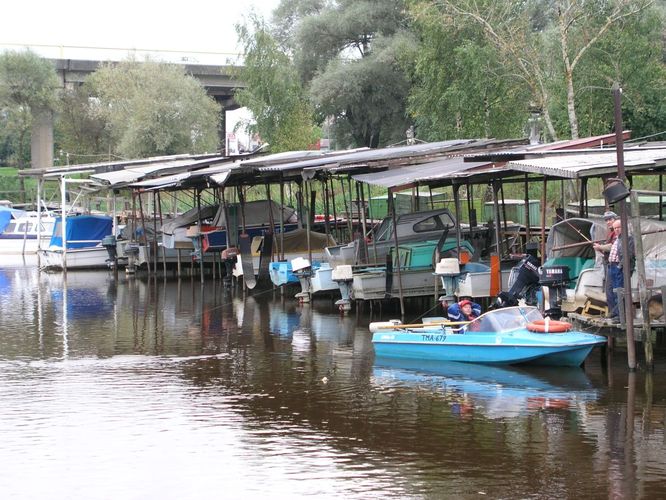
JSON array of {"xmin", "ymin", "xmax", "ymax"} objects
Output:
[
  {"xmin": 0, "ymin": 268, "xmax": 664, "ymax": 498},
  {"xmin": 373, "ymin": 359, "xmax": 601, "ymax": 419}
]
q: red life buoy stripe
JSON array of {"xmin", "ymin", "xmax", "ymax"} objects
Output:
[{"xmin": 526, "ymin": 319, "xmax": 572, "ymax": 333}]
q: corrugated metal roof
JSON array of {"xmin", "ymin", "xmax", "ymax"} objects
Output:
[
  {"xmin": 257, "ymin": 140, "xmax": 477, "ymax": 174},
  {"xmin": 507, "ymin": 149, "xmax": 666, "ymax": 179},
  {"xmin": 352, "ymin": 156, "xmax": 489, "ymax": 188}
]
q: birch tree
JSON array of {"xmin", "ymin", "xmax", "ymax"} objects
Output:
[{"xmin": 433, "ymin": 0, "xmax": 653, "ymax": 140}]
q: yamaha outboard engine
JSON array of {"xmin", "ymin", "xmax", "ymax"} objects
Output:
[
  {"xmin": 493, "ymin": 254, "xmax": 540, "ymax": 308},
  {"xmin": 539, "ymin": 266, "xmax": 570, "ymax": 319}
]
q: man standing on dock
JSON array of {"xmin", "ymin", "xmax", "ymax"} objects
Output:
[
  {"xmin": 600, "ymin": 219, "xmax": 634, "ymax": 322},
  {"xmin": 593, "ymin": 211, "xmax": 619, "ymax": 318}
]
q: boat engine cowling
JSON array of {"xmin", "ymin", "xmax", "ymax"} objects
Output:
[
  {"xmin": 493, "ymin": 254, "xmax": 541, "ymax": 308},
  {"xmin": 102, "ymin": 235, "xmax": 117, "ymax": 262},
  {"xmin": 539, "ymin": 265, "xmax": 570, "ymax": 319}
]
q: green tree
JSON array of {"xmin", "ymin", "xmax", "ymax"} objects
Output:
[
  {"xmin": 235, "ymin": 15, "xmax": 320, "ymax": 153},
  {"xmin": 275, "ymin": 0, "xmax": 416, "ymax": 148},
  {"xmin": 430, "ymin": 0, "xmax": 654, "ymax": 140},
  {"xmin": 0, "ymin": 49, "xmax": 59, "ymax": 200},
  {"xmin": 55, "ymin": 86, "xmax": 113, "ymax": 164},
  {"xmin": 407, "ymin": 1, "xmax": 530, "ymax": 140},
  {"xmin": 86, "ymin": 59, "xmax": 220, "ymax": 158}
]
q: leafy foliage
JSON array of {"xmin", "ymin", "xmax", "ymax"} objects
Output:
[
  {"xmin": 86, "ymin": 59, "xmax": 220, "ymax": 158},
  {"xmin": 235, "ymin": 15, "xmax": 320, "ymax": 153},
  {"xmin": 0, "ymin": 49, "xmax": 59, "ymax": 112},
  {"xmin": 273, "ymin": 0, "xmax": 415, "ymax": 148},
  {"xmin": 55, "ymin": 86, "xmax": 113, "ymax": 162},
  {"xmin": 0, "ymin": 50, "xmax": 59, "ymax": 171},
  {"xmin": 407, "ymin": 2, "xmax": 530, "ymax": 140},
  {"xmin": 412, "ymin": 0, "xmax": 663, "ymax": 141}
]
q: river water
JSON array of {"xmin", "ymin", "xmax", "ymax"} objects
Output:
[{"xmin": 0, "ymin": 264, "xmax": 665, "ymax": 499}]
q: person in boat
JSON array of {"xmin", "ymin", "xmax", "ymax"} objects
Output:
[
  {"xmin": 599, "ymin": 219, "xmax": 635, "ymax": 321},
  {"xmin": 447, "ymin": 299, "xmax": 482, "ymax": 322},
  {"xmin": 593, "ymin": 211, "xmax": 619, "ymax": 318}
]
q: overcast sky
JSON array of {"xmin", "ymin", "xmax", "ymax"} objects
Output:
[{"xmin": 2, "ymin": 0, "xmax": 280, "ymax": 64}]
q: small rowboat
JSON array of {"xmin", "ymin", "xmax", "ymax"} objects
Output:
[{"xmin": 371, "ymin": 306, "xmax": 606, "ymax": 367}]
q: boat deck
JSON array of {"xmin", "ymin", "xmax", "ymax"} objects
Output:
[{"xmin": 567, "ymin": 312, "xmax": 666, "ymax": 341}]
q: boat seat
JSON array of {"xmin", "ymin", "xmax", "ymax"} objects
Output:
[
  {"xmin": 582, "ymin": 288, "xmax": 608, "ymax": 317},
  {"xmin": 582, "ymin": 300, "xmax": 608, "ymax": 317}
]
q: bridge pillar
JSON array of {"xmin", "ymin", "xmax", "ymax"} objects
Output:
[{"xmin": 31, "ymin": 107, "xmax": 54, "ymax": 169}]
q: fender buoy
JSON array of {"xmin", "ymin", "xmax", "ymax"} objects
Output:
[{"xmin": 526, "ymin": 318, "xmax": 572, "ymax": 333}]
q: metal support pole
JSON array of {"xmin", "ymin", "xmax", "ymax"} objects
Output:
[
  {"xmin": 540, "ymin": 177, "xmax": 547, "ymax": 265},
  {"xmin": 629, "ymin": 191, "xmax": 652, "ymax": 369},
  {"xmin": 330, "ymin": 178, "xmax": 339, "ymax": 243},
  {"xmin": 365, "ymin": 182, "xmax": 378, "ymax": 265},
  {"xmin": 36, "ymin": 178, "xmax": 43, "ymax": 266},
  {"xmin": 389, "ymin": 188, "xmax": 405, "ymax": 317},
  {"xmin": 196, "ymin": 189, "xmax": 204, "ymax": 284},
  {"xmin": 61, "ymin": 176, "xmax": 67, "ymax": 273},
  {"xmin": 453, "ymin": 183, "xmax": 462, "ymax": 256},
  {"xmin": 306, "ymin": 180, "xmax": 313, "ymax": 264},
  {"xmin": 524, "ymin": 174, "xmax": 531, "ymax": 242},
  {"xmin": 279, "ymin": 180, "xmax": 285, "ymax": 260}
]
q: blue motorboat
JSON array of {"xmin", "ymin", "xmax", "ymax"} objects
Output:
[{"xmin": 371, "ymin": 306, "xmax": 606, "ymax": 367}]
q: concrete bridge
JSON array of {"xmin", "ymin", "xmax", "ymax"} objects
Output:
[
  {"xmin": 52, "ymin": 58, "xmax": 244, "ymax": 110},
  {"xmin": 29, "ymin": 57, "xmax": 246, "ymax": 169}
]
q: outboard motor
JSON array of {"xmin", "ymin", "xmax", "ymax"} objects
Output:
[
  {"xmin": 539, "ymin": 265, "xmax": 570, "ymax": 319},
  {"xmin": 221, "ymin": 247, "xmax": 239, "ymax": 286},
  {"xmin": 102, "ymin": 235, "xmax": 117, "ymax": 263},
  {"xmin": 493, "ymin": 254, "xmax": 541, "ymax": 308}
]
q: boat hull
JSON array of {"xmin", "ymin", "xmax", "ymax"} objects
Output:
[
  {"xmin": 40, "ymin": 246, "xmax": 111, "ymax": 269},
  {"xmin": 372, "ymin": 329, "xmax": 606, "ymax": 367}
]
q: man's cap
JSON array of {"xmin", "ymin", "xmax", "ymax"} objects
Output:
[
  {"xmin": 459, "ymin": 299, "xmax": 472, "ymax": 308},
  {"xmin": 603, "ymin": 210, "xmax": 618, "ymax": 220}
]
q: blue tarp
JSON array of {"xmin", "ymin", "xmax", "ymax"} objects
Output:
[
  {"xmin": 0, "ymin": 206, "xmax": 26, "ymax": 233},
  {"xmin": 50, "ymin": 215, "xmax": 113, "ymax": 249}
]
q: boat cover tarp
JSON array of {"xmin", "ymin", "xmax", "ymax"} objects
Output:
[
  {"xmin": 271, "ymin": 228, "xmax": 337, "ymax": 254},
  {"xmin": 50, "ymin": 215, "xmax": 113, "ymax": 249},
  {"xmin": 211, "ymin": 200, "xmax": 297, "ymax": 228},
  {"xmin": 546, "ymin": 218, "xmax": 607, "ymax": 265},
  {"xmin": 161, "ymin": 205, "xmax": 219, "ymax": 235},
  {"xmin": 0, "ymin": 206, "xmax": 26, "ymax": 233},
  {"xmin": 161, "ymin": 201, "xmax": 297, "ymax": 236},
  {"xmin": 547, "ymin": 216, "xmax": 666, "ymax": 286}
]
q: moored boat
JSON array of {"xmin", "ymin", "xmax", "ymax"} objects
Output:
[
  {"xmin": 0, "ymin": 209, "xmax": 56, "ymax": 255},
  {"xmin": 39, "ymin": 215, "xmax": 113, "ymax": 270},
  {"xmin": 371, "ymin": 306, "xmax": 606, "ymax": 367}
]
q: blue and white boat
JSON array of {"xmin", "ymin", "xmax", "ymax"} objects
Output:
[
  {"xmin": 39, "ymin": 215, "xmax": 113, "ymax": 269},
  {"xmin": 371, "ymin": 306, "xmax": 606, "ymax": 367},
  {"xmin": 0, "ymin": 208, "xmax": 56, "ymax": 255}
]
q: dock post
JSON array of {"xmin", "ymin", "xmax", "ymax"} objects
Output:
[
  {"xmin": 612, "ymin": 82, "xmax": 636, "ymax": 370},
  {"xmin": 389, "ymin": 188, "xmax": 405, "ymax": 318},
  {"xmin": 540, "ymin": 177, "xmax": 547, "ymax": 265},
  {"xmin": 630, "ymin": 191, "xmax": 653, "ymax": 368},
  {"xmin": 524, "ymin": 174, "xmax": 531, "ymax": 244}
]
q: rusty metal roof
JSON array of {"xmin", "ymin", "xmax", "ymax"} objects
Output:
[
  {"xmin": 506, "ymin": 148, "xmax": 666, "ymax": 179},
  {"xmin": 351, "ymin": 156, "xmax": 488, "ymax": 189}
]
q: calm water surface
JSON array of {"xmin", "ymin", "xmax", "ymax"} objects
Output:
[{"xmin": 0, "ymin": 263, "xmax": 665, "ymax": 499}]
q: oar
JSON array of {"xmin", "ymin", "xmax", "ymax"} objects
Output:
[{"xmin": 375, "ymin": 320, "xmax": 472, "ymax": 329}]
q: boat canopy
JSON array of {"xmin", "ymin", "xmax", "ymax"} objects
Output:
[
  {"xmin": 0, "ymin": 206, "xmax": 26, "ymax": 233},
  {"xmin": 49, "ymin": 215, "xmax": 113, "ymax": 249},
  {"xmin": 466, "ymin": 307, "xmax": 543, "ymax": 333},
  {"xmin": 546, "ymin": 218, "xmax": 607, "ymax": 262}
]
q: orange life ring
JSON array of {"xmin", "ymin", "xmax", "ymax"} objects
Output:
[{"xmin": 526, "ymin": 318, "xmax": 572, "ymax": 333}]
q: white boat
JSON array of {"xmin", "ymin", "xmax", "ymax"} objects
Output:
[
  {"xmin": 0, "ymin": 209, "xmax": 56, "ymax": 255},
  {"xmin": 40, "ymin": 245, "xmax": 111, "ymax": 269},
  {"xmin": 39, "ymin": 215, "xmax": 113, "ymax": 270}
]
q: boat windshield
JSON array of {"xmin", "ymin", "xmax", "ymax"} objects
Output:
[{"xmin": 466, "ymin": 307, "xmax": 543, "ymax": 333}]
